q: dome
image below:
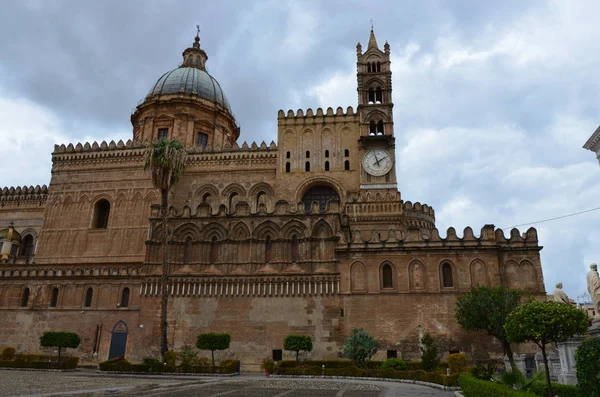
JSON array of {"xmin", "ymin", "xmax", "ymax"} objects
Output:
[{"xmin": 146, "ymin": 67, "xmax": 231, "ymax": 111}]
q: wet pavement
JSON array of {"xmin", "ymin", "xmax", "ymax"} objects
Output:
[{"xmin": 0, "ymin": 370, "xmax": 454, "ymax": 397}]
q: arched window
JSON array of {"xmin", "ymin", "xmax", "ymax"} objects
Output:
[
  {"xmin": 344, "ymin": 149, "xmax": 349, "ymax": 157},
  {"xmin": 285, "ymin": 162, "xmax": 291, "ymax": 173},
  {"xmin": 197, "ymin": 132, "xmax": 208, "ymax": 148},
  {"xmin": 291, "ymin": 235, "xmax": 298, "ymax": 263},
  {"xmin": 265, "ymin": 236, "xmax": 272, "ymax": 263},
  {"xmin": 228, "ymin": 192, "xmax": 238, "ymax": 211},
  {"xmin": 92, "ymin": 199, "xmax": 110, "ymax": 229},
  {"xmin": 210, "ymin": 237, "xmax": 218, "ymax": 264},
  {"xmin": 324, "ymin": 161, "xmax": 330, "ymax": 171},
  {"xmin": 84, "ymin": 287, "xmax": 93, "ymax": 307},
  {"xmin": 202, "ymin": 193, "xmax": 211, "ymax": 204},
  {"xmin": 50, "ymin": 287, "xmax": 59, "ymax": 308},
  {"xmin": 20, "ymin": 287, "xmax": 30, "ymax": 307},
  {"xmin": 256, "ymin": 191, "xmax": 266, "ymax": 209},
  {"xmin": 20, "ymin": 234, "xmax": 34, "ymax": 259},
  {"xmin": 442, "ymin": 263, "xmax": 454, "ymax": 288},
  {"xmin": 369, "ymin": 121, "xmax": 376, "ymax": 135},
  {"xmin": 367, "ymin": 63, "xmax": 372, "ymax": 73},
  {"xmin": 120, "ymin": 287, "xmax": 130, "ymax": 308},
  {"xmin": 368, "ymin": 88, "xmax": 375, "ymax": 104},
  {"xmin": 376, "ymin": 87, "xmax": 382, "ymax": 103},
  {"xmin": 344, "ymin": 160, "xmax": 350, "ymax": 171},
  {"xmin": 302, "ymin": 185, "xmax": 339, "ymax": 212},
  {"xmin": 325, "ymin": 150, "xmax": 329, "ymax": 158},
  {"xmin": 184, "ymin": 238, "xmax": 192, "ymax": 265},
  {"xmin": 305, "ymin": 161, "xmax": 310, "ymax": 172},
  {"xmin": 376, "ymin": 61, "xmax": 381, "ymax": 72},
  {"xmin": 306, "ymin": 151, "xmax": 310, "ymax": 158},
  {"xmin": 286, "ymin": 151, "xmax": 291, "ymax": 159},
  {"xmin": 382, "ymin": 264, "xmax": 394, "ymax": 289},
  {"xmin": 377, "ymin": 120, "xmax": 384, "ymax": 135}
]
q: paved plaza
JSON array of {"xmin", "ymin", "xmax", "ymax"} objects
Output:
[{"xmin": 0, "ymin": 370, "xmax": 454, "ymax": 397}]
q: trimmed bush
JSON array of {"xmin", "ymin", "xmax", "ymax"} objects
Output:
[
  {"xmin": 165, "ymin": 351, "xmax": 177, "ymax": 366},
  {"xmin": 142, "ymin": 357, "xmax": 161, "ymax": 365},
  {"xmin": 1, "ymin": 348, "xmax": 16, "ymax": 361},
  {"xmin": 39, "ymin": 332, "xmax": 80, "ymax": 363},
  {"xmin": 274, "ymin": 365, "xmax": 459, "ymax": 386},
  {"xmin": 459, "ymin": 375, "xmax": 538, "ymax": 397},
  {"xmin": 575, "ymin": 336, "xmax": 600, "ymax": 397},
  {"xmin": 381, "ymin": 358, "xmax": 408, "ymax": 371},
  {"xmin": 447, "ymin": 353, "xmax": 467, "ymax": 374},
  {"xmin": 196, "ymin": 332, "xmax": 231, "ymax": 367},
  {"xmin": 283, "ymin": 334, "xmax": 313, "ymax": 363},
  {"xmin": 0, "ymin": 356, "xmax": 79, "ymax": 370}
]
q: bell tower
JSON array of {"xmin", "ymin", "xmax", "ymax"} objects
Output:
[{"xmin": 356, "ymin": 28, "xmax": 397, "ymax": 191}]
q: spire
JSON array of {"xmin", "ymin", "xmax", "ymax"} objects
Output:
[
  {"xmin": 367, "ymin": 27, "xmax": 379, "ymax": 50},
  {"xmin": 182, "ymin": 25, "xmax": 208, "ymax": 70}
]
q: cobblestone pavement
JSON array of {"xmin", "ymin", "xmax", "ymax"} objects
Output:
[{"xmin": 0, "ymin": 371, "xmax": 454, "ymax": 397}]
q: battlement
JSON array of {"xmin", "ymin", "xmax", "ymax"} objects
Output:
[
  {"xmin": 277, "ymin": 106, "xmax": 358, "ymax": 123},
  {"xmin": 345, "ymin": 225, "xmax": 540, "ymax": 250},
  {"xmin": 0, "ymin": 185, "xmax": 48, "ymax": 204}
]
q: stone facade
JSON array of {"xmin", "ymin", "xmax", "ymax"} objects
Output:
[
  {"xmin": 0, "ymin": 30, "xmax": 546, "ymax": 370},
  {"xmin": 583, "ymin": 125, "xmax": 600, "ymax": 166}
]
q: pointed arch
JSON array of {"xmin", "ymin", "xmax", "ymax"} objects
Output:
[
  {"xmin": 222, "ymin": 183, "xmax": 246, "ymax": 198},
  {"xmin": 440, "ymin": 261, "xmax": 456, "ymax": 288},
  {"xmin": 173, "ymin": 223, "xmax": 201, "ymax": 242},
  {"xmin": 409, "ymin": 260, "xmax": 426, "ymax": 290},
  {"xmin": 350, "ymin": 261, "xmax": 367, "ymax": 292},
  {"xmin": 200, "ymin": 222, "xmax": 228, "ymax": 241},
  {"xmin": 311, "ymin": 219, "xmax": 334, "ymax": 238},
  {"xmin": 380, "ymin": 261, "xmax": 396, "ymax": 290},
  {"xmin": 231, "ymin": 221, "xmax": 251, "ymax": 240},
  {"xmin": 195, "ymin": 185, "xmax": 219, "ymax": 200},
  {"xmin": 253, "ymin": 220, "xmax": 280, "ymax": 239},
  {"xmin": 281, "ymin": 220, "xmax": 309, "ymax": 239},
  {"xmin": 364, "ymin": 110, "xmax": 388, "ymax": 122},
  {"xmin": 248, "ymin": 182, "xmax": 274, "ymax": 198},
  {"xmin": 469, "ymin": 259, "xmax": 489, "ymax": 287},
  {"xmin": 504, "ymin": 260, "xmax": 519, "ymax": 289}
]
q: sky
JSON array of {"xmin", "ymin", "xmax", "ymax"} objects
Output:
[{"xmin": 0, "ymin": 0, "xmax": 599, "ymax": 299}]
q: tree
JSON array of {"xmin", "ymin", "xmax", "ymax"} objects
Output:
[
  {"xmin": 575, "ymin": 337, "xmax": 600, "ymax": 397},
  {"xmin": 40, "ymin": 332, "xmax": 80, "ymax": 363},
  {"xmin": 196, "ymin": 332, "xmax": 231, "ymax": 366},
  {"xmin": 505, "ymin": 300, "xmax": 589, "ymax": 397},
  {"xmin": 283, "ymin": 334, "xmax": 313, "ymax": 363},
  {"xmin": 144, "ymin": 138, "xmax": 187, "ymax": 362},
  {"xmin": 455, "ymin": 286, "xmax": 522, "ymax": 372},
  {"xmin": 342, "ymin": 328, "xmax": 378, "ymax": 368},
  {"xmin": 420, "ymin": 332, "xmax": 440, "ymax": 371}
]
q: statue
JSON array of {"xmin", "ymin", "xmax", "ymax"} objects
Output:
[
  {"xmin": 586, "ymin": 263, "xmax": 600, "ymax": 319},
  {"xmin": 552, "ymin": 282, "xmax": 569, "ymax": 304}
]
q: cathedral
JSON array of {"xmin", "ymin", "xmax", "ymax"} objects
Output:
[{"xmin": 0, "ymin": 29, "xmax": 546, "ymax": 369}]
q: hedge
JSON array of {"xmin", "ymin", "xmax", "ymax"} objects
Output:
[
  {"xmin": 276, "ymin": 360, "xmax": 447, "ymax": 371},
  {"xmin": 274, "ymin": 365, "xmax": 459, "ymax": 386},
  {"xmin": 542, "ymin": 384, "xmax": 582, "ymax": 397},
  {"xmin": 99, "ymin": 358, "xmax": 239, "ymax": 374},
  {"xmin": 0, "ymin": 357, "xmax": 79, "ymax": 370},
  {"xmin": 459, "ymin": 375, "xmax": 539, "ymax": 397}
]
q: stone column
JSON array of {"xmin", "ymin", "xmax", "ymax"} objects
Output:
[{"xmin": 557, "ymin": 336, "xmax": 584, "ymax": 385}]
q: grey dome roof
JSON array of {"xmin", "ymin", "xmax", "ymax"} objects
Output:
[{"xmin": 147, "ymin": 67, "xmax": 231, "ymax": 111}]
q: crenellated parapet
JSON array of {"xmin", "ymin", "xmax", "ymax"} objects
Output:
[
  {"xmin": 344, "ymin": 225, "xmax": 540, "ymax": 250},
  {"xmin": 0, "ymin": 185, "xmax": 48, "ymax": 207},
  {"xmin": 277, "ymin": 106, "xmax": 358, "ymax": 126},
  {"xmin": 403, "ymin": 201, "xmax": 435, "ymax": 229}
]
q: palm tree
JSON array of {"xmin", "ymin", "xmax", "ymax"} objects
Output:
[{"xmin": 144, "ymin": 138, "xmax": 187, "ymax": 362}]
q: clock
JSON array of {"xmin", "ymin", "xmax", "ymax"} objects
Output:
[{"xmin": 362, "ymin": 149, "xmax": 393, "ymax": 176}]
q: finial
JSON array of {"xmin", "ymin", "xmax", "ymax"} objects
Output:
[
  {"xmin": 370, "ymin": 19, "xmax": 373, "ymax": 30},
  {"xmin": 193, "ymin": 24, "xmax": 200, "ymax": 48}
]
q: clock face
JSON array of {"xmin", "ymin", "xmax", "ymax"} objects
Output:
[{"xmin": 362, "ymin": 149, "xmax": 393, "ymax": 176}]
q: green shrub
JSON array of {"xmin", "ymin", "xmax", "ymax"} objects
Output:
[
  {"xmin": 0, "ymin": 356, "xmax": 79, "ymax": 370},
  {"xmin": 39, "ymin": 332, "xmax": 80, "ymax": 362},
  {"xmin": 342, "ymin": 328, "xmax": 378, "ymax": 368},
  {"xmin": 381, "ymin": 358, "xmax": 408, "ymax": 371},
  {"xmin": 459, "ymin": 374, "xmax": 538, "ymax": 397},
  {"xmin": 448, "ymin": 353, "xmax": 467, "ymax": 374},
  {"xmin": 284, "ymin": 334, "xmax": 313, "ymax": 363},
  {"xmin": 575, "ymin": 336, "xmax": 600, "ymax": 397},
  {"xmin": 1, "ymin": 348, "xmax": 16, "ymax": 361},
  {"xmin": 420, "ymin": 333, "xmax": 440, "ymax": 372},
  {"xmin": 196, "ymin": 332, "xmax": 231, "ymax": 366},
  {"xmin": 546, "ymin": 383, "xmax": 583, "ymax": 397},
  {"xmin": 179, "ymin": 345, "xmax": 198, "ymax": 366},
  {"xmin": 471, "ymin": 360, "xmax": 499, "ymax": 380},
  {"xmin": 276, "ymin": 360, "xmax": 355, "ymax": 368},
  {"xmin": 165, "ymin": 351, "xmax": 177, "ymax": 366},
  {"xmin": 142, "ymin": 357, "xmax": 161, "ymax": 365}
]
